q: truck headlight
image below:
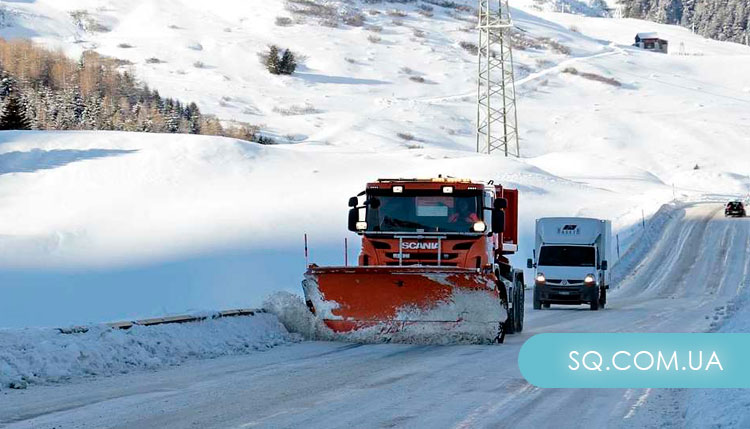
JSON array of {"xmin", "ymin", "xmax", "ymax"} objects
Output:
[
  {"xmin": 472, "ymin": 221, "xmax": 486, "ymax": 232},
  {"xmin": 584, "ymin": 274, "xmax": 596, "ymax": 285},
  {"xmin": 535, "ymin": 273, "xmax": 546, "ymax": 284},
  {"xmin": 355, "ymin": 221, "xmax": 368, "ymax": 231}
]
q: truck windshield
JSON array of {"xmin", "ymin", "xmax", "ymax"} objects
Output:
[
  {"xmin": 538, "ymin": 246, "xmax": 595, "ymax": 267},
  {"xmin": 365, "ymin": 194, "xmax": 482, "ymax": 233}
]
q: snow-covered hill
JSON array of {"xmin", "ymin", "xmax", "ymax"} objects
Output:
[{"xmin": 1, "ymin": 0, "xmax": 749, "ymax": 327}]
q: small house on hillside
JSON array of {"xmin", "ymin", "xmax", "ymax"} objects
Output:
[{"xmin": 634, "ymin": 32, "xmax": 668, "ymax": 54}]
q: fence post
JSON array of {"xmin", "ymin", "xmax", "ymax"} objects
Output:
[
  {"xmin": 304, "ymin": 233, "xmax": 309, "ymax": 268},
  {"xmin": 616, "ymin": 234, "xmax": 621, "ymax": 260}
]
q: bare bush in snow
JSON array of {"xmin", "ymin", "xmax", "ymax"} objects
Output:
[
  {"xmin": 459, "ymin": 41, "xmax": 478, "ymax": 55},
  {"xmin": 397, "ymin": 132, "xmax": 415, "ymax": 141},
  {"xmin": 562, "ymin": 67, "xmax": 622, "ymax": 87},
  {"xmin": 273, "ymin": 103, "xmax": 322, "ymax": 116},
  {"xmin": 276, "ymin": 16, "xmax": 293, "ymax": 26}
]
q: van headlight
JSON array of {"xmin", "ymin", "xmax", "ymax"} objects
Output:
[
  {"xmin": 584, "ymin": 274, "xmax": 596, "ymax": 285},
  {"xmin": 535, "ymin": 273, "xmax": 546, "ymax": 284}
]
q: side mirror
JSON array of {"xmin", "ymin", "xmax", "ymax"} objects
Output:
[
  {"xmin": 601, "ymin": 260, "xmax": 608, "ymax": 271},
  {"xmin": 494, "ymin": 198, "xmax": 508, "ymax": 210},
  {"xmin": 348, "ymin": 208, "xmax": 358, "ymax": 232},
  {"xmin": 348, "ymin": 197, "xmax": 358, "ymax": 208},
  {"xmin": 527, "ymin": 258, "xmax": 533, "ymax": 269},
  {"xmin": 492, "ymin": 209, "xmax": 505, "ymax": 234}
]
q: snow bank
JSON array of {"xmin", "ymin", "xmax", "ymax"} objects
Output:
[
  {"xmin": 610, "ymin": 202, "xmax": 684, "ymax": 287},
  {"xmin": 684, "ymin": 282, "xmax": 750, "ymax": 427},
  {"xmin": 0, "ymin": 314, "xmax": 295, "ymax": 390}
]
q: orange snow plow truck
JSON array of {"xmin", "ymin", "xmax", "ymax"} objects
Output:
[{"xmin": 302, "ymin": 178, "xmax": 524, "ymax": 343}]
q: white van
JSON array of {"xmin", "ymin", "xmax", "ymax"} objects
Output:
[{"xmin": 527, "ymin": 218, "xmax": 611, "ymax": 311}]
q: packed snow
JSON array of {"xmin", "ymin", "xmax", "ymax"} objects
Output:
[{"xmin": 0, "ymin": 313, "xmax": 294, "ymax": 390}]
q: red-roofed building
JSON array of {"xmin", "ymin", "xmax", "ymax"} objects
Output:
[{"xmin": 634, "ymin": 32, "xmax": 668, "ymax": 54}]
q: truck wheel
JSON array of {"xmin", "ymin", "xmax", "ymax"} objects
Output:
[
  {"xmin": 504, "ymin": 283, "xmax": 516, "ymax": 335},
  {"xmin": 599, "ymin": 287, "xmax": 607, "ymax": 309},
  {"xmin": 514, "ymin": 278, "xmax": 524, "ymax": 332},
  {"xmin": 504, "ymin": 311, "xmax": 516, "ymax": 335},
  {"xmin": 590, "ymin": 298, "xmax": 599, "ymax": 311}
]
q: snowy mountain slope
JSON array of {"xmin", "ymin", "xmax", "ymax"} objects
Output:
[{"xmin": 0, "ymin": 1, "xmax": 749, "ymax": 327}]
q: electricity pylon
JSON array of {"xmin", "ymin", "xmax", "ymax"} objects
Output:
[{"xmin": 476, "ymin": 0, "xmax": 520, "ymax": 157}]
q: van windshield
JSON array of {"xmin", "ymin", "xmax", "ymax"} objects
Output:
[{"xmin": 538, "ymin": 246, "xmax": 595, "ymax": 267}]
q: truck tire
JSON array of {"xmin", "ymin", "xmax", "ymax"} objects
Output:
[
  {"xmin": 599, "ymin": 286, "xmax": 607, "ymax": 309},
  {"xmin": 503, "ymin": 282, "xmax": 516, "ymax": 335},
  {"xmin": 514, "ymin": 277, "xmax": 524, "ymax": 332}
]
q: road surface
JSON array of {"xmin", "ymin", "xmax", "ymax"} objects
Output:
[{"xmin": 1, "ymin": 203, "xmax": 745, "ymax": 428}]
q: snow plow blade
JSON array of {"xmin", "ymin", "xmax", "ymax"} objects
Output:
[{"xmin": 302, "ymin": 266, "xmax": 507, "ymax": 339}]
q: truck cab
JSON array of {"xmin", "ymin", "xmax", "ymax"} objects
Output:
[
  {"xmin": 528, "ymin": 217, "xmax": 611, "ymax": 311},
  {"xmin": 348, "ymin": 178, "xmax": 517, "ymax": 270}
]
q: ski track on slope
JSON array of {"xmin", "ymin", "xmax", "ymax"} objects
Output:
[{"xmin": 0, "ymin": 203, "xmax": 746, "ymax": 429}]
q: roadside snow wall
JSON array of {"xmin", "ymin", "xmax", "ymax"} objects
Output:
[{"xmin": 0, "ymin": 313, "xmax": 296, "ymax": 390}]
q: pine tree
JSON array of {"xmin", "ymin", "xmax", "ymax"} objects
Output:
[
  {"xmin": 279, "ymin": 49, "xmax": 297, "ymax": 75},
  {"xmin": 0, "ymin": 95, "xmax": 32, "ymax": 131},
  {"xmin": 187, "ymin": 102, "xmax": 202, "ymax": 134},
  {"xmin": 265, "ymin": 45, "xmax": 281, "ymax": 75}
]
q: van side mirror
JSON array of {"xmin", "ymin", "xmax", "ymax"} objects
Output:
[
  {"xmin": 492, "ymin": 209, "xmax": 505, "ymax": 234},
  {"xmin": 348, "ymin": 208, "xmax": 358, "ymax": 232},
  {"xmin": 348, "ymin": 196, "xmax": 358, "ymax": 207},
  {"xmin": 494, "ymin": 198, "xmax": 508, "ymax": 210},
  {"xmin": 601, "ymin": 260, "xmax": 608, "ymax": 271},
  {"xmin": 527, "ymin": 258, "xmax": 533, "ymax": 269}
]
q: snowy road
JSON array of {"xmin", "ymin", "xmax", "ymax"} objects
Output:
[{"xmin": 1, "ymin": 203, "xmax": 746, "ymax": 428}]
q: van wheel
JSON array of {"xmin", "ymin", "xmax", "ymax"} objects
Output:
[
  {"xmin": 590, "ymin": 298, "xmax": 599, "ymax": 311},
  {"xmin": 599, "ymin": 287, "xmax": 607, "ymax": 309},
  {"xmin": 533, "ymin": 288, "xmax": 542, "ymax": 310}
]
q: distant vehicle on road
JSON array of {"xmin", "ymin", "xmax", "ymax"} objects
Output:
[
  {"xmin": 528, "ymin": 217, "xmax": 611, "ymax": 311},
  {"xmin": 725, "ymin": 201, "xmax": 746, "ymax": 217}
]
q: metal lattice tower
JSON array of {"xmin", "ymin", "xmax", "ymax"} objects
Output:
[{"xmin": 476, "ymin": 0, "xmax": 520, "ymax": 157}]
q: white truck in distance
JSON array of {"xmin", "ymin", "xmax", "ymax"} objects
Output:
[{"xmin": 527, "ymin": 218, "xmax": 612, "ymax": 311}]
